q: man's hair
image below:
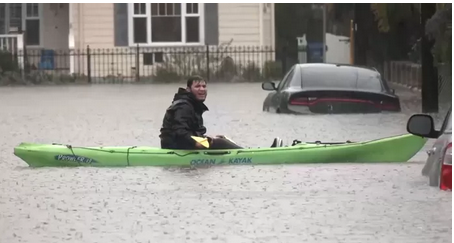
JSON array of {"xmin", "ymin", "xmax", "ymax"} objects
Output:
[{"xmin": 187, "ymin": 75, "xmax": 206, "ymax": 88}]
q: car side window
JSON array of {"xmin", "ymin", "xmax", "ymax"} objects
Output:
[{"xmin": 277, "ymin": 67, "xmax": 295, "ymax": 91}]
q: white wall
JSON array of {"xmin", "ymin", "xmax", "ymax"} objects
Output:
[
  {"xmin": 218, "ymin": 3, "xmax": 260, "ymax": 46},
  {"xmin": 325, "ymin": 33, "xmax": 350, "ymax": 64},
  {"xmin": 42, "ymin": 3, "xmax": 69, "ymax": 50}
]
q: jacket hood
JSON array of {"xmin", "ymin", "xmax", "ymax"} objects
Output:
[{"xmin": 173, "ymin": 87, "xmax": 209, "ymax": 112}]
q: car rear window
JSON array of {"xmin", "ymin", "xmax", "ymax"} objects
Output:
[{"xmin": 301, "ymin": 66, "xmax": 384, "ymax": 91}]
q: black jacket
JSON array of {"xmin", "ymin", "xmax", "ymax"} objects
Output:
[{"xmin": 159, "ymin": 88, "xmax": 209, "ymax": 149}]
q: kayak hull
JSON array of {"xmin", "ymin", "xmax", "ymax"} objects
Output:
[{"xmin": 13, "ymin": 134, "xmax": 428, "ymax": 167}]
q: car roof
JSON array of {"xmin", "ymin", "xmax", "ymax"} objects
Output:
[{"xmin": 295, "ymin": 63, "xmax": 380, "ymax": 74}]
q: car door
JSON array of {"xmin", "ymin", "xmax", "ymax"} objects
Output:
[{"xmin": 271, "ymin": 66, "xmax": 295, "ymax": 112}]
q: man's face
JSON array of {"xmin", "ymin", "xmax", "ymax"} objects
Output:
[{"xmin": 187, "ymin": 80, "xmax": 207, "ymax": 101}]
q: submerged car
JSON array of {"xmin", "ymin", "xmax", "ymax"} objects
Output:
[
  {"xmin": 406, "ymin": 107, "xmax": 452, "ymax": 191},
  {"xmin": 261, "ymin": 63, "xmax": 401, "ymax": 114}
]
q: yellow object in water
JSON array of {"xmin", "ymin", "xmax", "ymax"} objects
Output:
[{"xmin": 191, "ymin": 136, "xmax": 210, "ymax": 148}]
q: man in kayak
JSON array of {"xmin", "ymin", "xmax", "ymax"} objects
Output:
[{"xmin": 159, "ymin": 76, "xmax": 243, "ymax": 150}]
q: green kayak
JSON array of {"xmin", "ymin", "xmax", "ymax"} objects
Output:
[{"xmin": 13, "ymin": 133, "xmax": 427, "ymax": 168}]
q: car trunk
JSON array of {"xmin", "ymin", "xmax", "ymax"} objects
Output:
[{"xmin": 288, "ymin": 90, "xmax": 400, "ymax": 114}]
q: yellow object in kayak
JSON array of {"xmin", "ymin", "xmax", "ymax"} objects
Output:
[{"xmin": 191, "ymin": 136, "xmax": 210, "ymax": 148}]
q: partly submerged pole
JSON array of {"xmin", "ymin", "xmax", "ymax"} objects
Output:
[
  {"xmin": 350, "ymin": 19, "xmax": 355, "ymax": 65},
  {"xmin": 420, "ymin": 3, "xmax": 439, "ymax": 113},
  {"xmin": 322, "ymin": 3, "xmax": 327, "ymax": 63}
]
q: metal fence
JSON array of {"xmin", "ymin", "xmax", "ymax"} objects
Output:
[
  {"xmin": 383, "ymin": 61, "xmax": 422, "ymax": 89},
  {"xmin": 0, "ymin": 45, "xmax": 284, "ymax": 85},
  {"xmin": 384, "ymin": 60, "xmax": 452, "ymax": 115}
]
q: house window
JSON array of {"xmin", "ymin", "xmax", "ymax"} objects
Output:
[
  {"xmin": 0, "ymin": 3, "xmax": 22, "ymax": 34},
  {"xmin": 24, "ymin": 3, "xmax": 40, "ymax": 46},
  {"xmin": 0, "ymin": 4, "xmax": 5, "ymax": 34},
  {"xmin": 129, "ymin": 3, "xmax": 203, "ymax": 46},
  {"xmin": 9, "ymin": 3, "xmax": 22, "ymax": 32},
  {"xmin": 0, "ymin": 3, "xmax": 41, "ymax": 46}
]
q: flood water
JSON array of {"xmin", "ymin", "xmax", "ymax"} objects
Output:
[{"xmin": 0, "ymin": 83, "xmax": 451, "ymax": 243}]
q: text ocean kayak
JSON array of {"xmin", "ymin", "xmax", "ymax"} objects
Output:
[{"xmin": 13, "ymin": 133, "xmax": 427, "ymax": 167}]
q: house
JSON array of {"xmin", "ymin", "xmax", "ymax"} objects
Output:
[{"xmin": 0, "ymin": 3, "xmax": 277, "ymax": 82}]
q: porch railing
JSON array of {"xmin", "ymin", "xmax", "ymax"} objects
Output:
[{"xmin": 0, "ymin": 34, "xmax": 25, "ymax": 79}]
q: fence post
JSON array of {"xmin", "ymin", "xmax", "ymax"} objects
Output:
[
  {"xmin": 87, "ymin": 45, "xmax": 91, "ymax": 83},
  {"xmin": 205, "ymin": 44, "xmax": 210, "ymax": 81},
  {"xmin": 135, "ymin": 44, "xmax": 140, "ymax": 82},
  {"xmin": 404, "ymin": 63, "xmax": 408, "ymax": 86},
  {"xmin": 406, "ymin": 63, "xmax": 411, "ymax": 86},
  {"xmin": 23, "ymin": 31, "xmax": 30, "ymax": 75}
]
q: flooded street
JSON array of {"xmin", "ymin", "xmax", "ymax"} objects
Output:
[{"xmin": 0, "ymin": 83, "xmax": 451, "ymax": 243}]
